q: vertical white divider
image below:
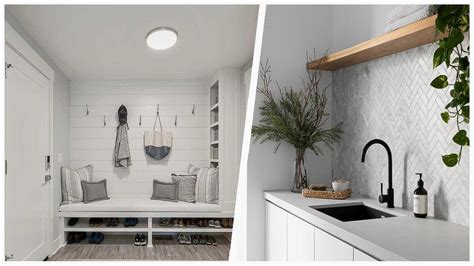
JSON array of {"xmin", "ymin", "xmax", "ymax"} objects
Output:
[{"xmin": 147, "ymin": 217, "xmax": 153, "ymax": 247}]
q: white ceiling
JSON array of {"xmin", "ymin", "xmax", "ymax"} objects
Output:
[{"xmin": 7, "ymin": 5, "xmax": 258, "ymax": 81}]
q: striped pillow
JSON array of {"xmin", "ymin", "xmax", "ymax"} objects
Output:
[
  {"xmin": 61, "ymin": 165, "xmax": 93, "ymax": 205},
  {"xmin": 188, "ymin": 164, "xmax": 219, "ymax": 204}
]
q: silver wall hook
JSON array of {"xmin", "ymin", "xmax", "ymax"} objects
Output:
[
  {"xmin": 175, "ymin": 115, "xmax": 178, "ymax": 127},
  {"xmin": 103, "ymin": 116, "xmax": 106, "ymax": 127},
  {"xmin": 192, "ymin": 104, "xmax": 195, "ymax": 115},
  {"xmin": 139, "ymin": 115, "xmax": 142, "ymax": 127},
  {"xmin": 86, "ymin": 104, "xmax": 89, "ymax": 116}
]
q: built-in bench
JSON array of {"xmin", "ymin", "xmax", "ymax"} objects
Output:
[{"xmin": 59, "ymin": 198, "xmax": 233, "ymax": 247}]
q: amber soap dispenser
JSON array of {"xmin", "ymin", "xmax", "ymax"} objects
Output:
[{"xmin": 413, "ymin": 173, "xmax": 428, "ymax": 218}]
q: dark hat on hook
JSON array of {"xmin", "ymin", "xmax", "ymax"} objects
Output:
[{"xmin": 118, "ymin": 105, "xmax": 128, "ymax": 124}]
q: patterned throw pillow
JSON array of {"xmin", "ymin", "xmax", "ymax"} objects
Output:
[
  {"xmin": 188, "ymin": 164, "xmax": 219, "ymax": 204},
  {"xmin": 61, "ymin": 165, "xmax": 93, "ymax": 205},
  {"xmin": 171, "ymin": 174, "xmax": 197, "ymax": 203}
]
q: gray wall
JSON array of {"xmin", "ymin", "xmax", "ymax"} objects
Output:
[
  {"xmin": 247, "ymin": 5, "xmax": 333, "ymax": 260},
  {"xmin": 6, "ymin": 9, "xmax": 71, "ymax": 241}
]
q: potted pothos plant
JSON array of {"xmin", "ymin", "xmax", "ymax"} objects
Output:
[
  {"xmin": 431, "ymin": 5, "xmax": 469, "ymax": 167},
  {"xmin": 252, "ymin": 56, "xmax": 344, "ymax": 192}
]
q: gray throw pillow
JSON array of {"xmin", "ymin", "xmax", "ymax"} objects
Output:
[
  {"xmin": 81, "ymin": 179, "xmax": 110, "ymax": 204},
  {"xmin": 151, "ymin": 179, "xmax": 178, "ymax": 202},
  {"xmin": 171, "ymin": 174, "xmax": 197, "ymax": 203},
  {"xmin": 61, "ymin": 165, "xmax": 93, "ymax": 205}
]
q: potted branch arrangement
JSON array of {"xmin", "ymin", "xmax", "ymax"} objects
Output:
[{"xmin": 252, "ymin": 55, "xmax": 344, "ymax": 192}]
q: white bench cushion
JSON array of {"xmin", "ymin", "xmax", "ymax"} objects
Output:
[{"xmin": 59, "ymin": 198, "xmax": 220, "ymax": 212}]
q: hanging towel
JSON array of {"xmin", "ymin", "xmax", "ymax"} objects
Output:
[
  {"xmin": 144, "ymin": 110, "xmax": 172, "ymax": 160},
  {"xmin": 114, "ymin": 105, "xmax": 132, "ymax": 168}
]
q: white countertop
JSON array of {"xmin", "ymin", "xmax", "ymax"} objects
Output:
[{"xmin": 264, "ymin": 190, "xmax": 469, "ymax": 261}]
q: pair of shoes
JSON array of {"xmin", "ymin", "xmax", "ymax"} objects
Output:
[
  {"xmin": 66, "ymin": 232, "xmax": 86, "ymax": 244},
  {"xmin": 124, "ymin": 218, "xmax": 138, "ymax": 227},
  {"xmin": 208, "ymin": 219, "xmax": 221, "ymax": 228},
  {"xmin": 67, "ymin": 218, "xmax": 79, "ymax": 227},
  {"xmin": 105, "ymin": 218, "xmax": 119, "ymax": 227},
  {"xmin": 158, "ymin": 218, "xmax": 171, "ymax": 227},
  {"xmin": 89, "ymin": 218, "xmax": 104, "ymax": 227},
  {"xmin": 177, "ymin": 233, "xmax": 191, "ymax": 245},
  {"xmin": 134, "ymin": 234, "xmax": 147, "ymax": 246},
  {"xmin": 185, "ymin": 234, "xmax": 217, "ymax": 246},
  {"xmin": 221, "ymin": 218, "xmax": 234, "ymax": 228},
  {"xmin": 88, "ymin": 232, "xmax": 104, "ymax": 244}
]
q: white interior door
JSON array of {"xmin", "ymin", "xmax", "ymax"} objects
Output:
[{"xmin": 5, "ymin": 45, "xmax": 51, "ymax": 261}]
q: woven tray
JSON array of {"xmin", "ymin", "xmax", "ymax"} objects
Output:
[{"xmin": 302, "ymin": 188, "xmax": 351, "ymax": 200}]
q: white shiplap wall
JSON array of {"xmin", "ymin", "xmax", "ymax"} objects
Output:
[{"xmin": 70, "ymin": 81, "xmax": 209, "ymax": 199}]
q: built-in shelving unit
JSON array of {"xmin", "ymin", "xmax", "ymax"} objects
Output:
[
  {"xmin": 209, "ymin": 81, "xmax": 220, "ymax": 167},
  {"xmin": 307, "ymin": 15, "xmax": 447, "ymax": 71}
]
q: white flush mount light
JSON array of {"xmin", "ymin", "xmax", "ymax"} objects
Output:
[{"xmin": 146, "ymin": 27, "xmax": 178, "ymax": 50}]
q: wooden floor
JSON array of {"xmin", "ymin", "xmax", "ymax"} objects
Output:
[{"xmin": 49, "ymin": 235, "xmax": 230, "ymax": 261}]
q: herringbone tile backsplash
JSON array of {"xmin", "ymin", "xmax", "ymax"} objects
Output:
[{"xmin": 332, "ymin": 43, "xmax": 469, "ymax": 226}]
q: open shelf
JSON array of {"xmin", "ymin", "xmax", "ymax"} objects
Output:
[
  {"xmin": 307, "ymin": 15, "xmax": 447, "ymax": 71},
  {"xmin": 64, "ymin": 218, "xmax": 147, "ymax": 232},
  {"xmin": 210, "ymin": 140, "xmax": 219, "ymax": 145},
  {"xmin": 210, "ymin": 122, "xmax": 219, "ymax": 128}
]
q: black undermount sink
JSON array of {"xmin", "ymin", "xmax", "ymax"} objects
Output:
[{"xmin": 311, "ymin": 203, "xmax": 396, "ymax": 222}]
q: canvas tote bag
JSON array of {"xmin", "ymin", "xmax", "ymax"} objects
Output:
[{"xmin": 144, "ymin": 111, "xmax": 173, "ymax": 160}]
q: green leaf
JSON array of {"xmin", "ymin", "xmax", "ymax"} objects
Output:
[
  {"xmin": 433, "ymin": 47, "xmax": 445, "ymax": 68},
  {"xmin": 459, "ymin": 56, "xmax": 469, "ymax": 71},
  {"xmin": 431, "ymin": 75, "xmax": 449, "ymax": 88},
  {"xmin": 441, "ymin": 111, "xmax": 450, "ymax": 123},
  {"xmin": 446, "ymin": 28, "xmax": 464, "ymax": 48},
  {"xmin": 453, "ymin": 130, "xmax": 469, "ymax": 146},
  {"xmin": 461, "ymin": 105, "xmax": 469, "ymax": 119},
  {"xmin": 442, "ymin": 153, "xmax": 458, "ymax": 167}
]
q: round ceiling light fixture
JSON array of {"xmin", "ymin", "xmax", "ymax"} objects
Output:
[{"xmin": 146, "ymin": 27, "xmax": 178, "ymax": 50}]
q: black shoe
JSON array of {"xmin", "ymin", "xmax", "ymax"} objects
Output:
[
  {"xmin": 210, "ymin": 236, "xmax": 217, "ymax": 246},
  {"xmin": 134, "ymin": 234, "xmax": 141, "ymax": 246},
  {"xmin": 199, "ymin": 235, "xmax": 206, "ymax": 245},
  {"xmin": 74, "ymin": 232, "xmax": 87, "ymax": 243},
  {"xmin": 67, "ymin": 233, "xmax": 75, "ymax": 244},
  {"xmin": 130, "ymin": 218, "xmax": 138, "ymax": 227},
  {"xmin": 68, "ymin": 218, "xmax": 79, "ymax": 226},
  {"xmin": 191, "ymin": 235, "xmax": 199, "ymax": 245},
  {"xmin": 140, "ymin": 234, "xmax": 147, "ymax": 246}
]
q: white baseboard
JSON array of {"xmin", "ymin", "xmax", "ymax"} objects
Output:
[{"xmin": 50, "ymin": 235, "xmax": 64, "ymax": 257}]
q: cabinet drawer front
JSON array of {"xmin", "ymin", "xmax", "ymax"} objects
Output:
[
  {"xmin": 314, "ymin": 227, "xmax": 353, "ymax": 261},
  {"xmin": 287, "ymin": 213, "xmax": 315, "ymax": 261},
  {"xmin": 265, "ymin": 202, "xmax": 288, "ymax": 261}
]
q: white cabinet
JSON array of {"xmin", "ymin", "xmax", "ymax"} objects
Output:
[
  {"xmin": 314, "ymin": 226, "xmax": 354, "ymax": 261},
  {"xmin": 287, "ymin": 213, "xmax": 315, "ymax": 261},
  {"xmin": 354, "ymin": 248, "xmax": 377, "ymax": 261},
  {"xmin": 265, "ymin": 202, "xmax": 288, "ymax": 261}
]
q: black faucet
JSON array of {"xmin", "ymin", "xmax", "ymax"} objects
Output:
[{"xmin": 361, "ymin": 139, "xmax": 394, "ymax": 208}]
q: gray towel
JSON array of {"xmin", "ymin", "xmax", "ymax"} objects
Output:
[{"xmin": 114, "ymin": 123, "xmax": 132, "ymax": 168}]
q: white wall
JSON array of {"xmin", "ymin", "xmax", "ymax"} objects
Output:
[
  {"xmin": 247, "ymin": 5, "xmax": 334, "ymax": 260},
  {"xmin": 331, "ymin": 5, "xmax": 398, "ymax": 51},
  {"xmin": 70, "ymin": 81, "xmax": 209, "ymax": 198},
  {"xmin": 5, "ymin": 10, "xmax": 71, "ymax": 244}
]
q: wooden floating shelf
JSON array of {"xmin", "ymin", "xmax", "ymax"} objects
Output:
[{"xmin": 307, "ymin": 15, "xmax": 447, "ymax": 71}]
